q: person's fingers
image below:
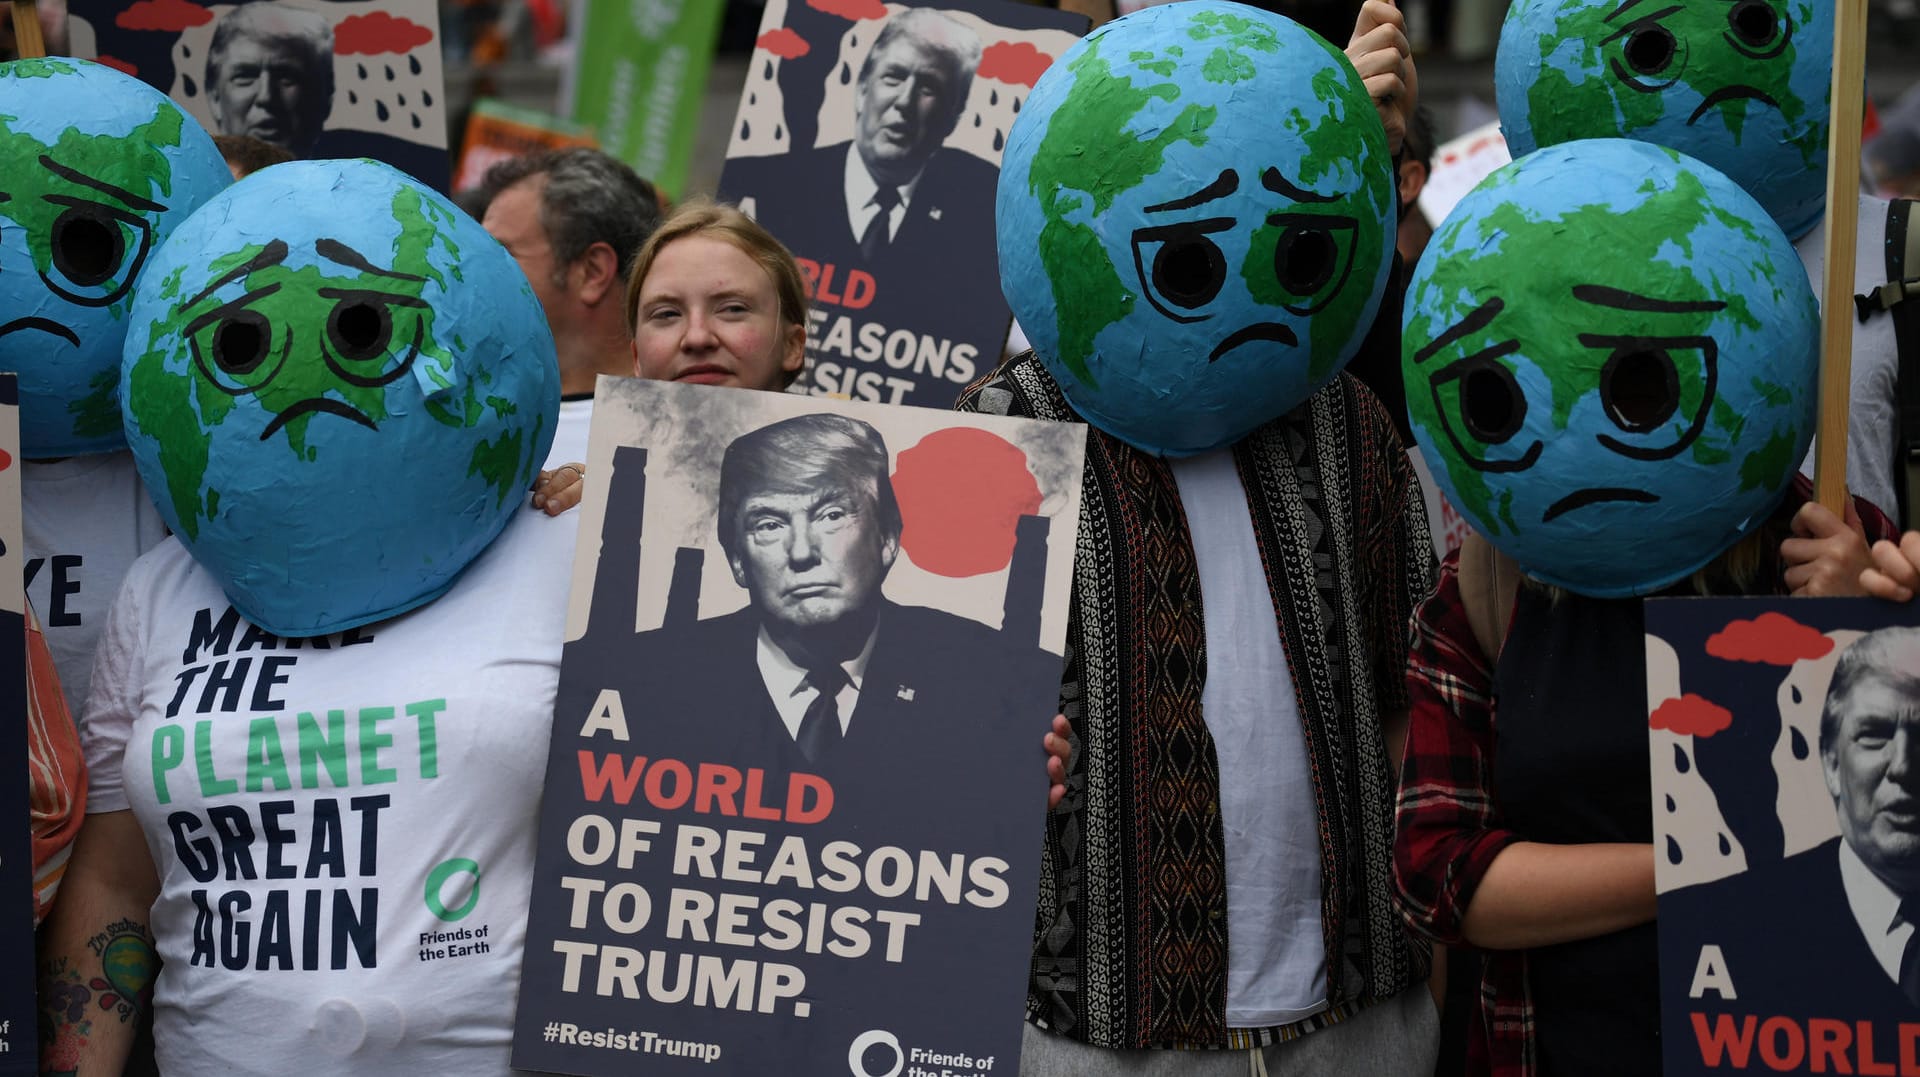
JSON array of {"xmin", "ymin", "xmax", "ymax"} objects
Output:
[
  {"xmin": 1363, "ymin": 73, "xmax": 1407, "ymax": 111},
  {"xmin": 1777, "ymin": 535, "xmax": 1823, "ymax": 566},
  {"xmin": 1862, "ymin": 565, "xmax": 1916, "ymax": 602},
  {"xmin": 1843, "ymin": 496, "xmax": 1864, "ymax": 536},
  {"xmin": 1870, "ymin": 538, "xmax": 1920, "ymax": 590},
  {"xmin": 1347, "ymin": 30, "xmax": 1410, "ymax": 77},
  {"xmin": 1351, "ymin": 0, "xmax": 1405, "ymax": 38},
  {"xmin": 1791, "ymin": 500, "xmax": 1845, "ymax": 539},
  {"xmin": 1783, "ymin": 561, "xmax": 1817, "ymax": 592},
  {"xmin": 1902, "ymin": 530, "xmax": 1920, "ymax": 569}
]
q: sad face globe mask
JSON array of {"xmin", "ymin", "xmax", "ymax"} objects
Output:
[
  {"xmin": 0, "ymin": 58, "xmax": 230, "ymax": 456},
  {"xmin": 996, "ymin": 1, "xmax": 1395, "ymax": 456},
  {"xmin": 122, "ymin": 159, "xmax": 559, "ymax": 636},
  {"xmin": 1403, "ymin": 139, "xmax": 1817, "ymax": 597},
  {"xmin": 1495, "ymin": 0, "xmax": 1830, "ymax": 239}
]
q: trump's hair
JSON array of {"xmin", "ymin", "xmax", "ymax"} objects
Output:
[
  {"xmin": 1820, "ymin": 625, "xmax": 1920, "ymax": 757},
  {"xmin": 857, "ymin": 9, "xmax": 981, "ymax": 122},
  {"xmin": 716, "ymin": 413, "xmax": 902, "ymax": 565}
]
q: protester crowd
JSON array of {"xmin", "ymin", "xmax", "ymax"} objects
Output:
[{"xmin": 15, "ymin": 0, "xmax": 1920, "ymax": 1074}]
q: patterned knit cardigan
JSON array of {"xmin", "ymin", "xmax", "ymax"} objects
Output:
[{"xmin": 959, "ymin": 354, "xmax": 1437, "ymax": 1050}]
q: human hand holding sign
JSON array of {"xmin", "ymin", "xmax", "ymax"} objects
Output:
[
  {"xmin": 1862, "ymin": 531, "xmax": 1920, "ymax": 601},
  {"xmin": 530, "ymin": 463, "xmax": 585, "ymax": 516},
  {"xmin": 1347, "ymin": 0, "xmax": 1417, "ymax": 156},
  {"xmin": 1782, "ymin": 498, "xmax": 1873, "ymax": 597}
]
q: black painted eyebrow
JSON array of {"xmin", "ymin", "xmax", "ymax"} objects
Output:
[
  {"xmin": 1604, "ymin": 0, "xmax": 1653, "ymax": 22},
  {"xmin": 1415, "ymin": 297, "xmax": 1506, "ymax": 364},
  {"xmin": 1145, "ymin": 170, "xmax": 1239, "ymax": 213},
  {"xmin": 184, "ymin": 239, "xmax": 289, "ymax": 309},
  {"xmin": 315, "ymin": 238, "xmax": 427, "ymax": 283},
  {"xmin": 1572, "ymin": 284, "xmax": 1726, "ymax": 313},
  {"xmin": 39, "ymin": 154, "xmax": 163, "ymax": 213},
  {"xmin": 1261, "ymin": 167, "xmax": 1338, "ymax": 204}
]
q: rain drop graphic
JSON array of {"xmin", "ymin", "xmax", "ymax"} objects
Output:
[
  {"xmin": 741, "ymin": 120, "xmax": 752, "ymax": 140},
  {"xmin": 377, "ymin": 100, "xmax": 390, "ymax": 121},
  {"xmin": 411, "ymin": 113, "xmax": 421, "ymax": 129},
  {"xmin": 409, "ymin": 54, "xmax": 422, "ymax": 75},
  {"xmin": 1791, "ymin": 685, "xmax": 1803, "ymax": 704},
  {"xmin": 398, "ymin": 93, "xmax": 406, "ymax": 106},
  {"xmin": 1718, "ymin": 833, "xmax": 1732, "ymax": 855},
  {"xmin": 423, "ymin": 90, "xmax": 433, "ymax": 106},
  {"xmin": 990, "ymin": 89, "xmax": 998, "ymax": 106},
  {"xmin": 839, "ymin": 62, "xmax": 852, "ymax": 85},
  {"xmin": 358, "ymin": 63, "xmax": 368, "ymax": 79},
  {"xmin": 182, "ymin": 74, "xmax": 197, "ymax": 96},
  {"xmin": 992, "ymin": 129, "xmax": 1004, "ymax": 152},
  {"xmin": 1666, "ymin": 835, "xmax": 1684, "ymax": 865},
  {"xmin": 774, "ymin": 123, "xmax": 784, "ymax": 141},
  {"xmin": 1665, "ymin": 795, "xmax": 1676, "ymax": 813},
  {"xmin": 1791, "ymin": 727, "xmax": 1809, "ymax": 760},
  {"xmin": 1013, "ymin": 96, "xmax": 1022, "ymax": 113},
  {"xmin": 764, "ymin": 60, "xmax": 773, "ymax": 80},
  {"xmin": 1672, "ymin": 742, "xmax": 1690, "ymax": 774},
  {"xmin": 385, "ymin": 65, "xmax": 395, "ymax": 81},
  {"xmin": 973, "ymin": 113, "xmax": 980, "ymax": 128},
  {"xmin": 181, "ymin": 44, "xmax": 191, "ymax": 58},
  {"xmin": 749, "ymin": 92, "xmax": 756, "ymax": 106},
  {"xmin": 348, "ymin": 89, "xmax": 359, "ymax": 105}
]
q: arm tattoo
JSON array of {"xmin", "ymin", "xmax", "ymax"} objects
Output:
[{"xmin": 38, "ymin": 918, "xmax": 157, "ymax": 1074}]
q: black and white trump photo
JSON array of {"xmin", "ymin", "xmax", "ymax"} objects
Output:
[{"xmin": 718, "ymin": 0, "xmax": 1083, "ymax": 408}]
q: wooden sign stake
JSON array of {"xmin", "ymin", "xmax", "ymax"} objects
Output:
[
  {"xmin": 1813, "ymin": 0, "xmax": 1869, "ymax": 513},
  {"xmin": 9, "ymin": 0, "xmax": 45, "ymax": 58}
]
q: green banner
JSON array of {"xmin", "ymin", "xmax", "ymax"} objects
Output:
[{"xmin": 565, "ymin": 0, "xmax": 723, "ymax": 196}]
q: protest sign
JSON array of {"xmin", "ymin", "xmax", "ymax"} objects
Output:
[
  {"xmin": 1649, "ymin": 596, "xmax": 1920, "ymax": 1075},
  {"xmin": 453, "ymin": 97, "xmax": 596, "ymax": 194},
  {"xmin": 512, "ymin": 377, "xmax": 1084, "ymax": 1075},
  {"xmin": 562, "ymin": 0, "xmax": 720, "ymax": 197},
  {"xmin": 717, "ymin": 0, "xmax": 1085, "ymax": 409},
  {"xmin": 1414, "ymin": 120, "xmax": 1509, "ymax": 233},
  {"xmin": 0, "ymin": 377, "xmax": 36, "ymax": 1074},
  {"xmin": 68, "ymin": 0, "xmax": 451, "ymax": 190}
]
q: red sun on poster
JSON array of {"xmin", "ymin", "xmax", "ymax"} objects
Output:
[{"xmin": 892, "ymin": 428, "xmax": 1042, "ymax": 578}]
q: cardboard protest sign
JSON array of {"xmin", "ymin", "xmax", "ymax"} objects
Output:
[
  {"xmin": 0, "ymin": 377, "xmax": 36, "ymax": 1074},
  {"xmin": 68, "ymin": 0, "xmax": 451, "ymax": 190},
  {"xmin": 1649, "ymin": 597, "xmax": 1920, "ymax": 1075},
  {"xmin": 512, "ymin": 377, "xmax": 1084, "ymax": 1075},
  {"xmin": 1413, "ymin": 121, "xmax": 1508, "ymax": 235},
  {"xmin": 453, "ymin": 98, "xmax": 596, "ymax": 194},
  {"xmin": 563, "ymin": 0, "xmax": 720, "ymax": 198},
  {"xmin": 717, "ymin": 0, "xmax": 1085, "ymax": 409}
]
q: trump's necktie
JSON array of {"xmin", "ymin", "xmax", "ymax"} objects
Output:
[
  {"xmin": 1901, "ymin": 902, "xmax": 1920, "ymax": 1005},
  {"xmin": 858, "ymin": 186, "xmax": 901, "ymax": 261},
  {"xmin": 796, "ymin": 663, "xmax": 849, "ymax": 762}
]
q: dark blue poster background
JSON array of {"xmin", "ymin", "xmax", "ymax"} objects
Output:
[
  {"xmin": 511, "ymin": 382, "xmax": 1078, "ymax": 1076},
  {"xmin": 1649, "ymin": 596, "xmax": 1920, "ymax": 1076},
  {"xmin": 0, "ymin": 374, "xmax": 35, "ymax": 1075},
  {"xmin": 717, "ymin": 0, "xmax": 1085, "ymax": 410}
]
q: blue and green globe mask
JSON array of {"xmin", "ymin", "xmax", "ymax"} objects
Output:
[
  {"xmin": 1496, "ymin": 0, "xmax": 1830, "ymax": 240},
  {"xmin": 1403, "ymin": 139, "xmax": 1817, "ymax": 597},
  {"xmin": 123, "ymin": 160, "xmax": 559, "ymax": 636},
  {"xmin": 1, "ymin": 58, "xmax": 230, "ymax": 457},
  {"xmin": 996, "ymin": 1, "xmax": 1395, "ymax": 457}
]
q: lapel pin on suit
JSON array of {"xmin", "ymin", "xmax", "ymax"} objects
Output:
[
  {"xmin": 896, "ymin": 685, "xmax": 916, "ymax": 702},
  {"xmin": 927, "ymin": 207, "xmax": 943, "ymax": 221}
]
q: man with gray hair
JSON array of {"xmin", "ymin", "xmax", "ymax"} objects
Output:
[
  {"xmin": 479, "ymin": 148, "xmax": 662, "ymax": 465},
  {"xmin": 204, "ymin": 3, "xmax": 334, "ymax": 157},
  {"xmin": 733, "ymin": 7, "xmax": 996, "ymax": 267}
]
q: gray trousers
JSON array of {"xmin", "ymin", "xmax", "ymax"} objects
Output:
[{"xmin": 1017, "ymin": 986, "xmax": 1439, "ymax": 1077}]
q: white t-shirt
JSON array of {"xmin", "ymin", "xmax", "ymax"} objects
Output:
[
  {"xmin": 24, "ymin": 451, "xmax": 169, "ymax": 719},
  {"xmin": 1170, "ymin": 451, "xmax": 1328, "ymax": 1027},
  {"xmin": 1796, "ymin": 194, "xmax": 1901, "ymax": 518},
  {"xmin": 544, "ymin": 395, "xmax": 595, "ymax": 470},
  {"xmin": 83, "ymin": 508, "xmax": 577, "ymax": 1076}
]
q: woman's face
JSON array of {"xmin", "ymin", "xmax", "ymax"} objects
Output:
[{"xmin": 630, "ymin": 234, "xmax": 804, "ymax": 391}]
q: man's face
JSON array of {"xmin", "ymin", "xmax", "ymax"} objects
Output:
[
  {"xmin": 482, "ymin": 177, "xmax": 570, "ymax": 330},
  {"xmin": 728, "ymin": 481, "xmax": 897, "ymax": 633},
  {"xmin": 854, "ymin": 36, "xmax": 958, "ymax": 182},
  {"xmin": 1824, "ymin": 658, "xmax": 1920, "ymax": 890},
  {"xmin": 208, "ymin": 35, "xmax": 322, "ymax": 152}
]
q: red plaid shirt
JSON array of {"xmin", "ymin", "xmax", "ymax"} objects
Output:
[{"xmin": 1392, "ymin": 482, "xmax": 1894, "ymax": 1077}]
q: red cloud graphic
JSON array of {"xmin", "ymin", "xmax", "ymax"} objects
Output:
[
  {"xmin": 808, "ymin": 0, "xmax": 887, "ymax": 19},
  {"xmin": 1651, "ymin": 694, "xmax": 1734, "ymax": 738},
  {"xmin": 1706, "ymin": 612, "xmax": 1835, "ymax": 666},
  {"xmin": 757, "ymin": 27, "xmax": 810, "ymax": 60},
  {"xmin": 978, "ymin": 41, "xmax": 1053, "ymax": 87},
  {"xmin": 115, "ymin": 0, "xmax": 211, "ymax": 32},
  {"xmin": 94, "ymin": 54, "xmax": 139, "ymax": 76},
  {"xmin": 333, "ymin": 12, "xmax": 435, "ymax": 56}
]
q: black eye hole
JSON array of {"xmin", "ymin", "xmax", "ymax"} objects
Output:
[
  {"xmin": 1601, "ymin": 348, "xmax": 1680, "ymax": 433},
  {"xmin": 1625, "ymin": 25, "xmax": 1677, "ymax": 75},
  {"xmin": 1275, "ymin": 226, "xmax": 1335, "ymax": 296},
  {"xmin": 1461, "ymin": 361, "xmax": 1527, "ymax": 444},
  {"xmin": 328, "ymin": 299, "xmax": 392, "ymax": 362},
  {"xmin": 51, "ymin": 208, "xmax": 125, "ymax": 288},
  {"xmin": 1730, "ymin": 0, "xmax": 1777, "ymax": 45},
  {"xmin": 1153, "ymin": 236, "xmax": 1227, "ymax": 309},
  {"xmin": 212, "ymin": 311, "xmax": 272, "ymax": 376},
  {"xmin": 1130, "ymin": 218, "xmax": 1234, "ymax": 324}
]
